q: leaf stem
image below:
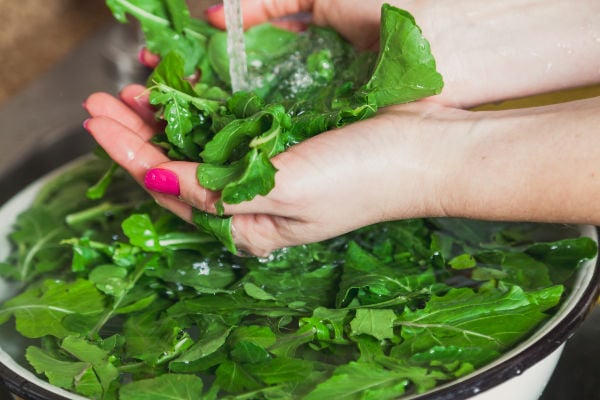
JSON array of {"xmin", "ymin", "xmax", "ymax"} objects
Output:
[{"xmin": 88, "ymin": 255, "xmax": 153, "ymax": 338}]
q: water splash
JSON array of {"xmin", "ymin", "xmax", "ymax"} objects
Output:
[{"xmin": 223, "ymin": 0, "xmax": 249, "ymax": 92}]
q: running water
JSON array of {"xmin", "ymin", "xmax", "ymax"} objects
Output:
[{"xmin": 223, "ymin": 0, "xmax": 250, "ymax": 92}]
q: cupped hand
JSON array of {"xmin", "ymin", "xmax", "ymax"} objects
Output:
[
  {"xmin": 138, "ymin": 0, "xmax": 389, "ymax": 68},
  {"xmin": 205, "ymin": 0, "xmax": 387, "ymax": 50},
  {"xmin": 84, "ymin": 84, "xmax": 453, "ymax": 256}
]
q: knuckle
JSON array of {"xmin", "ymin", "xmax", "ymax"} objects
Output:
[
  {"xmin": 187, "ymin": 188, "xmax": 219, "ymax": 213},
  {"xmin": 232, "ymin": 215, "xmax": 283, "ymax": 257}
]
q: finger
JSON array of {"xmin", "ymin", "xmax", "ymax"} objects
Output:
[
  {"xmin": 270, "ymin": 19, "xmax": 308, "ymax": 32},
  {"xmin": 85, "ymin": 116, "xmax": 166, "ymax": 181},
  {"xmin": 206, "ymin": 0, "xmax": 314, "ymax": 30},
  {"xmin": 138, "ymin": 47, "xmax": 161, "ymax": 68},
  {"xmin": 143, "ymin": 161, "xmax": 220, "ymax": 212},
  {"xmin": 84, "ymin": 91, "xmax": 157, "ymax": 141},
  {"xmin": 118, "ymin": 84, "xmax": 162, "ymax": 128},
  {"xmin": 142, "ymin": 162, "xmax": 314, "ymax": 256},
  {"xmin": 84, "ymin": 116, "xmax": 193, "ymax": 221}
]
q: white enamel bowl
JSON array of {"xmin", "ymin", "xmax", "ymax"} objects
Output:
[{"xmin": 0, "ymin": 160, "xmax": 598, "ymax": 400}]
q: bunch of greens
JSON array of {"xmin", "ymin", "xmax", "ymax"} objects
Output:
[
  {"xmin": 1, "ymin": 2, "xmax": 596, "ymax": 399},
  {"xmin": 0, "ymin": 159, "xmax": 596, "ymax": 400},
  {"xmin": 104, "ymin": 0, "xmax": 444, "ymax": 252}
]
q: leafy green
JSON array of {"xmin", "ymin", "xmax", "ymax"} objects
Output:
[
  {"xmin": 0, "ymin": 1, "xmax": 596, "ymax": 399},
  {"xmin": 119, "ymin": 373, "xmax": 204, "ymax": 400},
  {"xmin": 0, "ymin": 159, "xmax": 596, "ymax": 399},
  {"xmin": 114, "ymin": 1, "xmax": 443, "ymax": 252}
]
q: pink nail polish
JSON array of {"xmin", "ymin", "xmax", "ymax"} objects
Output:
[
  {"xmin": 137, "ymin": 47, "xmax": 150, "ymax": 67},
  {"xmin": 82, "ymin": 118, "xmax": 90, "ymax": 131},
  {"xmin": 205, "ymin": 4, "xmax": 223, "ymax": 15},
  {"xmin": 144, "ymin": 168, "xmax": 180, "ymax": 196}
]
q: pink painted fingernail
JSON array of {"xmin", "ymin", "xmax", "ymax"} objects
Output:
[
  {"xmin": 205, "ymin": 4, "xmax": 223, "ymax": 16},
  {"xmin": 144, "ymin": 168, "xmax": 180, "ymax": 196},
  {"xmin": 137, "ymin": 47, "xmax": 146, "ymax": 65},
  {"xmin": 137, "ymin": 47, "xmax": 153, "ymax": 67},
  {"xmin": 82, "ymin": 118, "xmax": 90, "ymax": 131}
]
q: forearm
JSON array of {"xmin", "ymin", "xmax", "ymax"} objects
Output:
[
  {"xmin": 440, "ymin": 96, "xmax": 600, "ymax": 224},
  {"xmin": 402, "ymin": 0, "xmax": 600, "ymax": 107}
]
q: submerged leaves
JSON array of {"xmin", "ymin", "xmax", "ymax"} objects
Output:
[
  {"xmin": 0, "ymin": 160, "xmax": 596, "ymax": 399},
  {"xmin": 140, "ymin": 3, "xmax": 444, "ymax": 252}
]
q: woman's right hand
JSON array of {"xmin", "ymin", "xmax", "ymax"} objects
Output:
[
  {"xmin": 84, "ymin": 84, "xmax": 463, "ymax": 256},
  {"xmin": 205, "ymin": 0, "xmax": 600, "ymax": 108}
]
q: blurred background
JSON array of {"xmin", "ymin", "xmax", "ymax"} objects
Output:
[
  {"xmin": 0, "ymin": 0, "xmax": 219, "ymax": 105},
  {"xmin": 0, "ymin": 0, "xmax": 111, "ymax": 105}
]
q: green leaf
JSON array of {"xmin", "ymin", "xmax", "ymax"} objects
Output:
[
  {"xmin": 122, "ymin": 214, "xmax": 162, "ymax": 252},
  {"xmin": 220, "ymin": 149, "xmax": 278, "ymax": 204},
  {"xmin": 230, "ymin": 325, "xmax": 277, "ymax": 349},
  {"xmin": 26, "ymin": 346, "xmax": 93, "ymax": 393},
  {"xmin": 107, "ymin": 0, "xmax": 212, "ymax": 75},
  {"xmin": 364, "ymin": 4, "xmax": 444, "ymax": 106},
  {"xmin": 170, "ymin": 315, "xmax": 232, "ymax": 367},
  {"xmin": 215, "ymin": 360, "xmax": 262, "ymax": 394},
  {"xmin": 252, "ymin": 357, "xmax": 315, "ymax": 385},
  {"xmin": 243, "ymin": 282, "xmax": 277, "ymax": 301},
  {"xmin": 124, "ymin": 310, "xmax": 193, "ymax": 366},
  {"xmin": 89, "ymin": 264, "xmax": 129, "ymax": 297},
  {"xmin": 61, "ymin": 336, "xmax": 120, "ymax": 395},
  {"xmin": 350, "ymin": 309, "xmax": 397, "ymax": 341},
  {"xmin": 164, "ymin": 0, "xmax": 190, "ymax": 34},
  {"xmin": 0, "ymin": 279, "xmax": 105, "ymax": 338},
  {"xmin": 191, "ymin": 210, "xmax": 236, "ymax": 254},
  {"xmin": 86, "ymin": 162, "xmax": 119, "ymax": 200},
  {"xmin": 394, "ymin": 285, "xmax": 563, "ymax": 355},
  {"xmin": 230, "ymin": 341, "xmax": 270, "ymax": 364},
  {"xmin": 4, "ymin": 207, "xmax": 71, "ymax": 282},
  {"xmin": 448, "ymin": 253, "xmax": 477, "ymax": 270},
  {"xmin": 305, "ymin": 361, "xmax": 437, "ymax": 400},
  {"xmin": 119, "ymin": 373, "xmax": 204, "ymax": 400},
  {"xmin": 147, "ymin": 251, "xmax": 236, "ymax": 292}
]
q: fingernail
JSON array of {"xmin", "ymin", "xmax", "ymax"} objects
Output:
[
  {"xmin": 137, "ymin": 47, "xmax": 153, "ymax": 67},
  {"xmin": 82, "ymin": 118, "xmax": 90, "ymax": 131},
  {"xmin": 205, "ymin": 4, "xmax": 223, "ymax": 16},
  {"xmin": 144, "ymin": 168, "xmax": 180, "ymax": 196}
]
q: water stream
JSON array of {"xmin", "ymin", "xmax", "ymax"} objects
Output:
[{"xmin": 223, "ymin": 0, "xmax": 249, "ymax": 92}]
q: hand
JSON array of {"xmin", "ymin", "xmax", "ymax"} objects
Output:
[
  {"xmin": 84, "ymin": 85, "xmax": 600, "ymax": 256},
  {"xmin": 205, "ymin": 0, "xmax": 600, "ymax": 108},
  {"xmin": 205, "ymin": 0, "xmax": 386, "ymax": 51},
  {"xmin": 84, "ymin": 85, "xmax": 454, "ymax": 256}
]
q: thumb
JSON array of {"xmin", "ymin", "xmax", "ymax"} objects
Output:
[{"xmin": 205, "ymin": 0, "xmax": 314, "ymax": 29}]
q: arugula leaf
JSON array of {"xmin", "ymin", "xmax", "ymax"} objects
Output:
[
  {"xmin": 119, "ymin": 373, "xmax": 204, "ymax": 400},
  {"xmin": 304, "ymin": 361, "xmax": 442, "ymax": 399},
  {"xmin": 0, "ymin": 279, "xmax": 105, "ymax": 338},
  {"xmin": 393, "ymin": 285, "xmax": 563, "ymax": 355},
  {"xmin": 107, "ymin": 0, "xmax": 215, "ymax": 76},
  {"xmin": 127, "ymin": 3, "xmax": 445, "ymax": 251},
  {"xmin": 364, "ymin": 5, "xmax": 444, "ymax": 106},
  {"xmin": 350, "ymin": 308, "xmax": 397, "ymax": 341},
  {"xmin": 61, "ymin": 336, "xmax": 120, "ymax": 396},
  {"xmin": 26, "ymin": 346, "xmax": 100, "ymax": 396},
  {"xmin": 0, "ymin": 159, "xmax": 596, "ymax": 400}
]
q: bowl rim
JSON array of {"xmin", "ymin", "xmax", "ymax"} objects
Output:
[
  {"xmin": 0, "ymin": 158, "xmax": 598, "ymax": 399},
  {"xmin": 411, "ymin": 225, "xmax": 600, "ymax": 400}
]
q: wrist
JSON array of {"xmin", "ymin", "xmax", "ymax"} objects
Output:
[
  {"xmin": 400, "ymin": 0, "xmax": 600, "ymax": 108},
  {"xmin": 369, "ymin": 103, "xmax": 475, "ymax": 222}
]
